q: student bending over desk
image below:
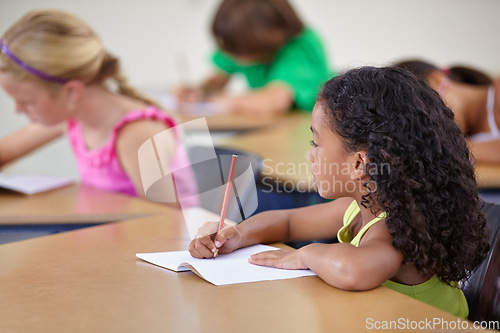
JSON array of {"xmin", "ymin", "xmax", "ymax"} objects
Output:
[
  {"xmin": 189, "ymin": 67, "xmax": 490, "ymax": 319},
  {"xmin": 0, "ymin": 10, "xmax": 197, "ymax": 206},
  {"xmin": 395, "ymin": 59, "xmax": 500, "ymax": 164},
  {"xmin": 175, "ymin": 0, "xmax": 333, "ymax": 115}
]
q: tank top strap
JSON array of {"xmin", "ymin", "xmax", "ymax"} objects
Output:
[
  {"xmin": 113, "ymin": 106, "xmax": 177, "ymax": 132},
  {"xmin": 350, "ymin": 211, "xmax": 387, "ymax": 247},
  {"xmin": 343, "ymin": 200, "xmax": 360, "ymax": 226},
  {"xmin": 337, "ymin": 200, "xmax": 360, "ymax": 243},
  {"xmin": 486, "ymin": 85, "xmax": 500, "ymax": 137},
  {"xmin": 67, "ymin": 118, "xmax": 80, "ymax": 144},
  {"xmin": 337, "ymin": 200, "xmax": 387, "ymax": 247},
  {"xmin": 110, "ymin": 106, "xmax": 179, "ymax": 145}
]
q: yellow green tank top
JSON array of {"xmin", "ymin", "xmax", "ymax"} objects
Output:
[{"xmin": 337, "ymin": 200, "xmax": 469, "ymax": 319}]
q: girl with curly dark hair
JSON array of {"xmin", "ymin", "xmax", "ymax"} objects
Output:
[{"xmin": 188, "ymin": 67, "xmax": 490, "ymax": 318}]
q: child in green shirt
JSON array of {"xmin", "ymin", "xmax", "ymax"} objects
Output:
[{"xmin": 176, "ymin": 0, "xmax": 333, "ymax": 115}]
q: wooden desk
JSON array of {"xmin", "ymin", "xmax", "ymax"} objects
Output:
[
  {"xmin": 221, "ymin": 112, "xmax": 500, "ymax": 191},
  {"xmin": 476, "ymin": 163, "xmax": 500, "ymax": 189},
  {"xmin": 144, "ymin": 90, "xmax": 286, "ymax": 132},
  {"xmin": 179, "ymin": 112, "xmax": 290, "ymax": 132},
  {"xmin": 220, "ymin": 112, "xmax": 314, "ymax": 192},
  {"xmin": 0, "ymin": 211, "xmax": 483, "ymax": 333},
  {"xmin": 0, "ymin": 184, "xmax": 169, "ymax": 225}
]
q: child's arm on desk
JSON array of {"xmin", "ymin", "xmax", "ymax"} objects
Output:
[
  {"xmin": 189, "ymin": 197, "xmax": 354, "ymax": 259},
  {"xmin": 467, "ymin": 139, "xmax": 500, "ymax": 164},
  {"xmin": 174, "ymin": 72, "xmax": 230, "ymax": 104},
  {"xmin": 209, "ymin": 82, "xmax": 293, "ymax": 116},
  {"xmin": 175, "ymin": 74, "xmax": 292, "ymax": 116},
  {"xmin": 0, "ymin": 123, "xmax": 65, "ymax": 167},
  {"xmin": 250, "ymin": 219, "xmax": 403, "ymax": 291}
]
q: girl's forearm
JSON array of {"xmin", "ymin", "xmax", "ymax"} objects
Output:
[
  {"xmin": 468, "ymin": 139, "xmax": 500, "ymax": 164},
  {"xmin": 299, "ymin": 243, "xmax": 360, "ymax": 290},
  {"xmin": 235, "ymin": 210, "xmax": 292, "ymax": 248},
  {"xmin": 231, "ymin": 86, "xmax": 293, "ymax": 116},
  {"xmin": 299, "ymin": 243, "xmax": 398, "ymax": 291}
]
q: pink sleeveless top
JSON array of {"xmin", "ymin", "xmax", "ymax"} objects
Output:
[{"xmin": 67, "ymin": 106, "xmax": 198, "ymax": 207}]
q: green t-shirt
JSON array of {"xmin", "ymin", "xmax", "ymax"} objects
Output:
[{"xmin": 211, "ymin": 28, "xmax": 333, "ymax": 112}]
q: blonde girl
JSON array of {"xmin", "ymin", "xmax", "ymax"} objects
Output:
[{"xmin": 0, "ymin": 10, "xmax": 197, "ymax": 206}]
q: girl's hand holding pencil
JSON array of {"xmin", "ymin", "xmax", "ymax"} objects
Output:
[
  {"xmin": 189, "ymin": 153, "xmax": 240, "ymax": 259},
  {"xmin": 189, "ymin": 221, "xmax": 242, "ymax": 259}
]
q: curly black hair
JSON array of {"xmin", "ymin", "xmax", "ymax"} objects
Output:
[{"xmin": 319, "ymin": 66, "xmax": 490, "ymax": 284}]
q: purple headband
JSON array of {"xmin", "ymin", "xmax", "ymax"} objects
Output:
[{"xmin": 0, "ymin": 39, "xmax": 68, "ymax": 84}]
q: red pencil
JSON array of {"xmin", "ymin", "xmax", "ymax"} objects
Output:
[{"xmin": 214, "ymin": 154, "xmax": 238, "ymax": 258}]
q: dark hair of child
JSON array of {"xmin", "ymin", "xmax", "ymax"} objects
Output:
[
  {"xmin": 211, "ymin": 0, "xmax": 304, "ymax": 57},
  {"xmin": 395, "ymin": 59, "xmax": 493, "ymax": 86}
]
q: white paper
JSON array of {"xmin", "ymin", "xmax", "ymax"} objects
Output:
[
  {"xmin": 0, "ymin": 173, "xmax": 74, "ymax": 195},
  {"xmin": 145, "ymin": 91, "xmax": 227, "ymax": 116},
  {"xmin": 136, "ymin": 244, "xmax": 316, "ymax": 286}
]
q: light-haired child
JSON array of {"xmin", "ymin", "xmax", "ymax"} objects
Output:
[{"xmin": 0, "ymin": 9, "xmax": 197, "ymax": 206}]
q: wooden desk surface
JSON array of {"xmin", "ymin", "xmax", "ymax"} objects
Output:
[
  {"xmin": 0, "ymin": 211, "xmax": 482, "ymax": 333},
  {"xmin": 0, "ymin": 184, "xmax": 169, "ymax": 225},
  {"xmin": 179, "ymin": 112, "xmax": 290, "ymax": 132},
  {"xmin": 221, "ymin": 112, "xmax": 500, "ymax": 190},
  {"xmin": 221, "ymin": 112, "xmax": 314, "ymax": 192},
  {"xmin": 476, "ymin": 163, "xmax": 500, "ymax": 189}
]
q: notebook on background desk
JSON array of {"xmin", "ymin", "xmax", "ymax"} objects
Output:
[
  {"xmin": 0, "ymin": 172, "xmax": 74, "ymax": 195},
  {"xmin": 145, "ymin": 90, "xmax": 226, "ymax": 117}
]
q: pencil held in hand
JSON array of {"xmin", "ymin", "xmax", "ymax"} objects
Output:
[{"xmin": 214, "ymin": 154, "xmax": 238, "ymax": 258}]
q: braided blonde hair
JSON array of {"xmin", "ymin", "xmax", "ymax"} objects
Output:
[{"xmin": 0, "ymin": 9, "xmax": 160, "ymax": 107}]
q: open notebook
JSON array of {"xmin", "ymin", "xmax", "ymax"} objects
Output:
[
  {"xmin": 136, "ymin": 244, "xmax": 316, "ymax": 286},
  {"xmin": 0, "ymin": 173, "xmax": 74, "ymax": 195},
  {"xmin": 145, "ymin": 91, "xmax": 227, "ymax": 116}
]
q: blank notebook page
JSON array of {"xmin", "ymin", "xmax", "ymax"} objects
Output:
[{"xmin": 136, "ymin": 244, "xmax": 316, "ymax": 286}]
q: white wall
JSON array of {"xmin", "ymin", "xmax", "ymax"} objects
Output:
[{"xmin": 1, "ymin": 0, "xmax": 499, "ymax": 178}]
